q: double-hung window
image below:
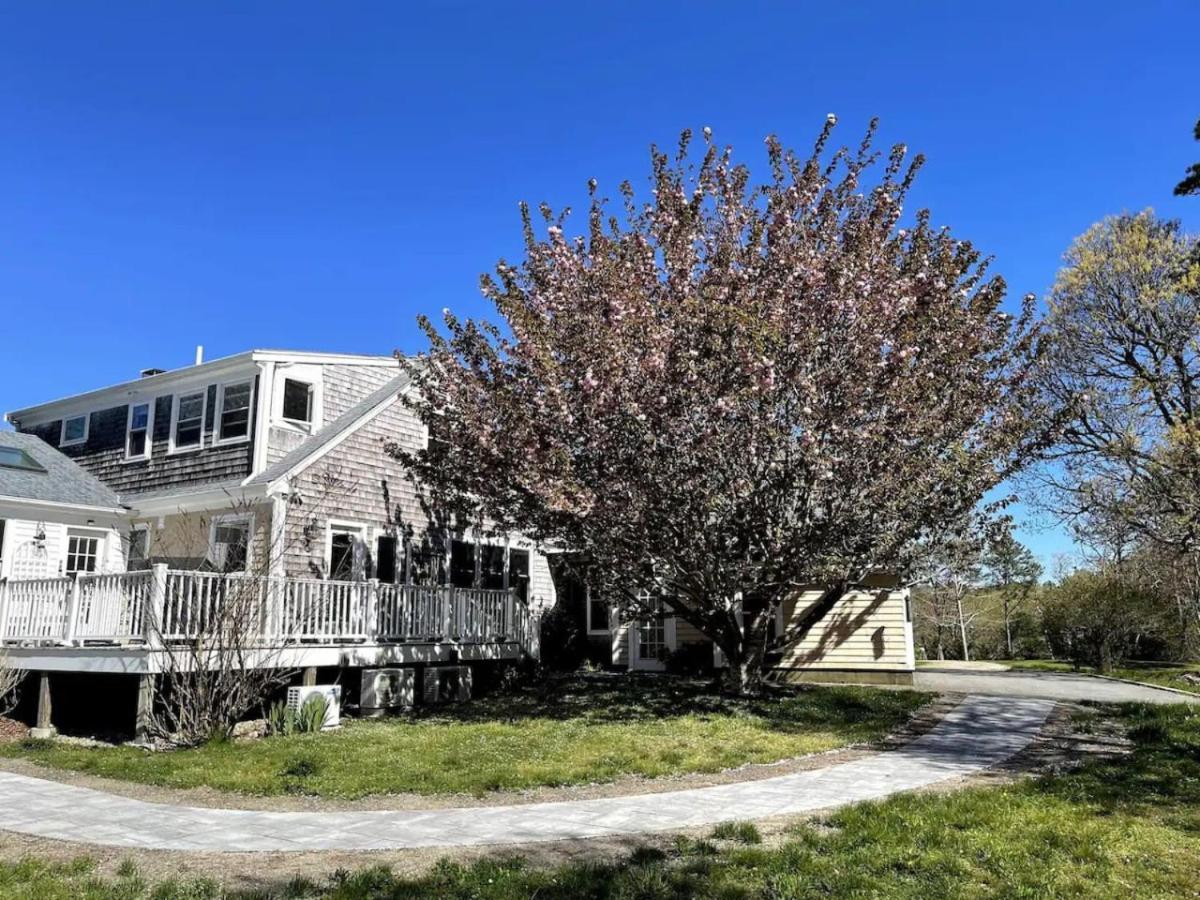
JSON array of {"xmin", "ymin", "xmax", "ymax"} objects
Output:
[
  {"xmin": 127, "ymin": 526, "xmax": 150, "ymax": 570},
  {"xmin": 60, "ymin": 414, "xmax": 88, "ymax": 447},
  {"xmin": 125, "ymin": 402, "xmax": 153, "ymax": 460},
  {"xmin": 217, "ymin": 380, "xmax": 252, "ymax": 442},
  {"xmin": 171, "ymin": 390, "xmax": 206, "ymax": 452},
  {"xmin": 211, "ymin": 518, "xmax": 250, "ymax": 573}
]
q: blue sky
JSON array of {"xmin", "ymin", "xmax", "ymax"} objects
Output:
[{"xmin": 1, "ymin": 2, "xmax": 1198, "ymax": 566}]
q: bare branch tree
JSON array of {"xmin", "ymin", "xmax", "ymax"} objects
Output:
[
  {"xmin": 146, "ymin": 472, "xmax": 357, "ymax": 746},
  {"xmin": 0, "ymin": 650, "xmax": 24, "ymax": 718}
]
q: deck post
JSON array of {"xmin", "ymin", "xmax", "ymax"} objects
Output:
[
  {"xmin": 365, "ymin": 578, "xmax": 380, "ymax": 641},
  {"xmin": 0, "ymin": 580, "xmax": 11, "ymax": 643},
  {"xmin": 134, "ymin": 674, "xmax": 155, "ymax": 743},
  {"xmin": 30, "ymin": 672, "xmax": 55, "ymax": 739},
  {"xmin": 302, "ymin": 666, "xmax": 318, "ymax": 686},
  {"xmin": 63, "ymin": 578, "xmax": 82, "ymax": 645},
  {"xmin": 145, "ymin": 564, "xmax": 168, "ymax": 648}
]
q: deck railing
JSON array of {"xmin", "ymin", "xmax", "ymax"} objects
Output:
[{"xmin": 0, "ymin": 566, "xmax": 536, "ymax": 653}]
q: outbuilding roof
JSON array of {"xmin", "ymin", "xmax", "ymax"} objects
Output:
[{"xmin": 0, "ymin": 430, "xmax": 124, "ymax": 511}]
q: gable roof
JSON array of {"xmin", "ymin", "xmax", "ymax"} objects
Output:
[
  {"xmin": 6, "ymin": 348, "xmax": 401, "ymax": 426},
  {"xmin": 244, "ymin": 372, "xmax": 412, "ymax": 490},
  {"xmin": 0, "ymin": 431, "xmax": 123, "ymax": 511}
]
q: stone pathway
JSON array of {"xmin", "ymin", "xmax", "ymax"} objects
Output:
[
  {"xmin": 915, "ymin": 667, "xmax": 1199, "ymax": 705},
  {"xmin": 0, "ymin": 696, "xmax": 1052, "ymax": 852}
]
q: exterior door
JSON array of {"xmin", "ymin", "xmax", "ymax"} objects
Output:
[
  {"xmin": 628, "ymin": 599, "xmax": 676, "ymax": 671},
  {"xmin": 65, "ymin": 532, "xmax": 101, "ymax": 578}
]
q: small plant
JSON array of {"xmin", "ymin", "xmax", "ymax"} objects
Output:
[
  {"xmin": 266, "ymin": 701, "xmax": 296, "ymax": 737},
  {"xmin": 710, "ymin": 821, "xmax": 762, "ymax": 844},
  {"xmin": 297, "ymin": 693, "xmax": 330, "ymax": 733},
  {"xmin": 265, "ymin": 693, "xmax": 330, "ymax": 737},
  {"xmin": 19, "ymin": 737, "xmax": 54, "ymax": 752}
]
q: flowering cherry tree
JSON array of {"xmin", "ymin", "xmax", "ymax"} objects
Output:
[{"xmin": 396, "ymin": 119, "xmax": 1050, "ymax": 691}]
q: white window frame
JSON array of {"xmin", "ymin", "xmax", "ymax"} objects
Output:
[
  {"xmin": 168, "ymin": 389, "xmax": 208, "ymax": 455},
  {"xmin": 586, "ymin": 586, "xmax": 610, "ymax": 635},
  {"xmin": 126, "ymin": 523, "xmax": 151, "ymax": 570},
  {"xmin": 209, "ymin": 513, "xmax": 254, "ymax": 573},
  {"xmin": 64, "ymin": 528, "xmax": 106, "ymax": 578},
  {"xmin": 215, "ymin": 379, "xmax": 254, "ymax": 445},
  {"xmin": 325, "ymin": 520, "xmax": 369, "ymax": 582},
  {"xmin": 280, "ymin": 377, "xmax": 314, "ymax": 426},
  {"xmin": 124, "ymin": 401, "xmax": 155, "ymax": 462},
  {"xmin": 59, "ymin": 414, "xmax": 89, "ymax": 447}
]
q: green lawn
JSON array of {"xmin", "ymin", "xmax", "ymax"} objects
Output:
[
  {"xmin": 0, "ymin": 676, "xmax": 930, "ymax": 799},
  {"xmin": 5, "ymin": 702, "xmax": 1199, "ymax": 898},
  {"xmin": 1006, "ymin": 658, "xmax": 1200, "ymax": 694}
]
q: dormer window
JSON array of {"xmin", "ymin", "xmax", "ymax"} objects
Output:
[
  {"xmin": 281, "ymin": 378, "xmax": 313, "ymax": 424},
  {"xmin": 125, "ymin": 402, "xmax": 153, "ymax": 460},
  {"xmin": 60, "ymin": 414, "xmax": 88, "ymax": 447},
  {"xmin": 217, "ymin": 380, "xmax": 253, "ymax": 443},
  {"xmin": 170, "ymin": 390, "xmax": 206, "ymax": 453}
]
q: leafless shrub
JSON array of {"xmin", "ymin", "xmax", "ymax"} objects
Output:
[
  {"xmin": 0, "ymin": 650, "xmax": 25, "ymax": 717},
  {"xmin": 147, "ymin": 476, "xmax": 356, "ymax": 746}
]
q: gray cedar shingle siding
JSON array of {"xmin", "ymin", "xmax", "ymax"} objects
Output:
[
  {"xmin": 19, "ymin": 377, "xmax": 258, "ymax": 496},
  {"xmin": 280, "ymin": 390, "xmax": 427, "ymax": 579},
  {"xmin": 322, "ymin": 364, "xmax": 400, "ymax": 421}
]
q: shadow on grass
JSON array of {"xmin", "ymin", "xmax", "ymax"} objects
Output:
[{"xmin": 405, "ymin": 671, "xmax": 927, "ymax": 735}]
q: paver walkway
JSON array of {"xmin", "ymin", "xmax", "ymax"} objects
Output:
[
  {"xmin": 0, "ymin": 696, "xmax": 1051, "ymax": 852},
  {"xmin": 915, "ymin": 667, "xmax": 1199, "ymax": 704}
]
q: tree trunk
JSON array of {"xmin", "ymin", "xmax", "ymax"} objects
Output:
[
  {"xmin": 1003, "ymin": 596, "xmax": 1013, "ymax": 658},
  {"xmin": 716, "ymin": 610, "xmax": 769, "ymax": 695},
  {"xmin": 955, "ymin": 593, "xmax": 970, "ymax": 662}
]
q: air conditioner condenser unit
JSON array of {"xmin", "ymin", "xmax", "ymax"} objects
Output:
[
  {"xmin": 286, "ymin": 684, "xmax": 341, "ymax": 729},
  {"xmin": 361, "ymin": 667, "xmax": 416, "ymax": 716}
]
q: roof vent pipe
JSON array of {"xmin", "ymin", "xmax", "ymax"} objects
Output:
[{"xmin": 195, "ymin": 345, "xmax": 204, "ymax": 366}]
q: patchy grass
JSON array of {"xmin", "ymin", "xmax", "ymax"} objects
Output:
[
  {"xmin": 1007, "ymin": 658, "xmax": 1200, "ymax": 694},
  {"xmin": 709, "ymin": 820, "xmax": 762, "ymax": 844},
  {"xmin": 3, "ymin": 702, "xmax": 1199, "ymax": 898},
  {"xmin": 0, "ymin": 675, "xmax": 930, "ymax": 799}
]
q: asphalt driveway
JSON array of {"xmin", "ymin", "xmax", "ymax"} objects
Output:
[{"xmin": 915, "ymin": 666, "xmax": 1198, "ymax": 704}]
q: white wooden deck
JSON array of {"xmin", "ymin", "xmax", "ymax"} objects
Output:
[{"xmin": 0, "ymin": 567, "xmax": 537, "ymax": 673}]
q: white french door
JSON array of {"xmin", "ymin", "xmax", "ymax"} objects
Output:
[{"xmin": 628, "ymin": 599, "xmax": 676, "ymax": 671}]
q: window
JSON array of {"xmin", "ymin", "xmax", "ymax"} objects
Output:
[
  {"xmin": 171, "ymin": 390, "xmax": 206, "ymax": 452},
  {"xmin": 127, "ymin": 526, "xmax": 150, "ymax": 570},
  {"xmin": 407, "ymin": 535, "xmax": 445, "ymax": 585},
  {"xmin": 125, "ymin": 402, "xmax": 152, "ymax": 460},
  {"xmin": 509, "ymin": 548, "xmax": 530, "ymax": 603},
  {"xmin": 0, "ymin": 446, "xmax": 46, "ymax": 472},
  {"xmin": 60, "ymin": 414, "xmax": 88, "ymax": 447},
  {"xmin": 328, "ymin": 525, "xmax": 366, "ymax": 581},
  {"xmin": 65, "ymin": 533, "xmax": 101, "ymax": 577},
  {"xmin": 217, "ymin": 380, "xmax": 252, "ymax": 442},
  {"xmin": 211, "ymin": 519, "xmax": 250, "ymax": 573},
  {"xmin": 450, "ymin": 539, "xmax": 476, "ymax": 588},
  {"xmin": 480, "ymin": 544, "xmax": 506, "ymax": 590},
  {"xmin": 587, "ymin": 591, "xmax": 610, "ymax": 634},
  {"xmin": 281, "ymin": 379, "xmax": 313, "ymax": 423},
  {"xmin": 376, "ymin": 535, "xmax": 398, "ymax": 583}
]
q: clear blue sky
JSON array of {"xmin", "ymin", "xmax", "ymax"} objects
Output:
[{"xmin": 2, "ymin": 2, "xmax": 1197, "ymax": 567}]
